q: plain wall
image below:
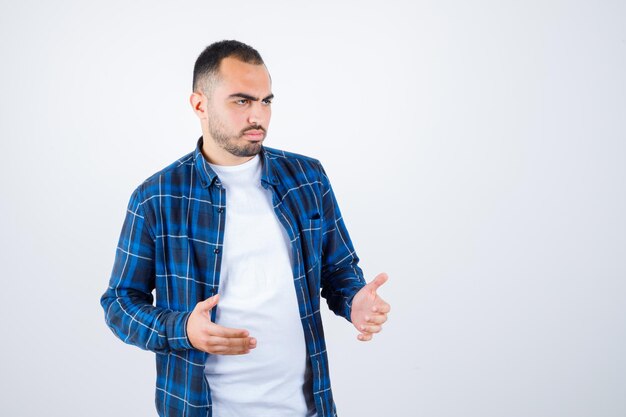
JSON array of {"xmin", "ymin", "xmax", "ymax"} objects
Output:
[{"xmin": 0, "ymin": 1, "xmax": 624, "ymax": 416}]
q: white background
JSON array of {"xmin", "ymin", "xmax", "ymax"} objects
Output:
[{"xmin": 1, "ymin": 1, "xmax": 625, "ymax": 416}]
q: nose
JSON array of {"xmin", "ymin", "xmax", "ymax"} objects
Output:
[{"xmin": 247, "ymin": 102, "xmax": 270, "ymax": 126}]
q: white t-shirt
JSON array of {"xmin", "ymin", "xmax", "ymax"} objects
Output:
[{"xmin": 204, "ymin": 155, "xmax": 316, "ymax": 417}]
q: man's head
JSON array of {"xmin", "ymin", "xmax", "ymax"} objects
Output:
[
  {"xmin": 190, "ymin": 40, "xmax": 273, "ymax": 166},
  {"xmin": 192, "ymin": 40, "xmax": 265, "ymax": 97}
]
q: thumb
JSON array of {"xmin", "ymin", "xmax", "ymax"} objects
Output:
[
  {"xmin": 367, "ymin": 273, "xmax": 388, "ymax": 292},
  {"xmin": 197, "ymin": 294, "xmax": 219, "ymax": 312}
]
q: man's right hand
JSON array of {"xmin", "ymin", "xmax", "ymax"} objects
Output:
[{"xmin": 186, "ymin": 294, "xmax": 256, "ymax": 355}]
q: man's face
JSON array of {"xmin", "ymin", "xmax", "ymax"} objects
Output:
[{"xmin": 204, "ymin": 57, "xmax": 273, "ymax": 162}]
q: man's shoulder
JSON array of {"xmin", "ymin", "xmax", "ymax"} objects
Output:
[
  {"xmin": 263, "ymin": 146, "xmax": 331, "ymax": 192},
  {"xmin": 135, "ymin": 150, "xmax": 197, "ymax": 196},
  {"xmin": 263, "ymin": 146, "xmax": 322, "ymax": 170}
]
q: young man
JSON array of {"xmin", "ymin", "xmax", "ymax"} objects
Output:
[{"xmin": 101, "ymin": 40, "xmax": 390, "ymax": 417}]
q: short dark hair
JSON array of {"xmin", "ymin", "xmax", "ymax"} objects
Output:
[{"xmin": 192, "ymin": 40, "xmax": 264, "ymax": 93}]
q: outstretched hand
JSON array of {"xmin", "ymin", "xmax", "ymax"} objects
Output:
[
  {"xmin": 187, "ymin": 294, "xmax": 257, "ymax": 354},
  {"xmin": 350, "ymin": 273, "xmax": 391, "ymax": 342}
]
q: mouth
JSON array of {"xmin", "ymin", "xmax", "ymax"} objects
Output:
[{"xmin": 242, "ymin": 130, "xmax": 265, "ymax": 141}]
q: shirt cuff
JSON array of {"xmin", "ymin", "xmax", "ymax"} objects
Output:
[
  {"xmin": 166, "ymin": 310, "xmax": 194, "ymax": 351},
  {"xmin": 343, "ymin": 285, "xmax": 363, "ymax": 323}
]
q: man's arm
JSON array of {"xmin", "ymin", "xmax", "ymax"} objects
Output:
[
  {"xmin": 318, "ymin": 165, "xmax": 367, "ymax": 321},
  {"xmin": 101, "ymin": 187, "xmax": 256, "ymax": 355},
  {"xmin": 317, "ymin": 164, "xmax": 391, "ymax": 341},
  {"xmin": 100, "ymin": 187, "xmax": 193, "ymax": 353}
]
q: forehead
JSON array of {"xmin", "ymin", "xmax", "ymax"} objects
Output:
[{"xmin": 215, "ymin": 57, "xmax": 271, "ymax": 95}]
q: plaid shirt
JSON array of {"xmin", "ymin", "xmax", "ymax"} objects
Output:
[{"xmin": 101, "ymin": 138, "xmax": 365, "ymax": 417}]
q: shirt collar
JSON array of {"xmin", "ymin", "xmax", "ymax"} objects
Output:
[{"xmin": 193, "ymin": 137, "xmax": 279, "ymax": 188}]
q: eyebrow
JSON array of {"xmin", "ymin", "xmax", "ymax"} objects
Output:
[{"xmin": 228, "ymin": 93, "xmax": 274, "ymax": 101}]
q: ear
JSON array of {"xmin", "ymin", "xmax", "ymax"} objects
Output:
[{"xmin": 190, "ymin": 92, "xmax": 208, "ymax": 120}]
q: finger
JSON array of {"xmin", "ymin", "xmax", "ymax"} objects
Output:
[
  {"xmin": 372, "ymin": 301, "xmax": 391, "ymax": 314},
  {"xmin": 357, "ymin": 333, "xmax": 373, "ymax": 342},
  {"xmin": 215, "ymin": 336, "xmax": 256, "ymax": 349},
  {"xmin": 197, "ymin": 294, "xmax": 220, "ymax": 313},
  {"xmin": 207, "ymin": 335, "xmax": 256, "ymax": 354},
  {"xmin": 367, "ymin": 273, "xmax": 388, "ymax": 292},
  {"xmin": 210, "ymin": 344, "xmax": 252, "ymax": 355},
  {"xmin": 208, "ymin": 322, "xmax": 250, "ymax": 338},
  {"xmin": 217, "ymin": 349, "xmax": 251, "ymax": 356},
  {"xmin": 365, "ymin": 314, "xmax": 387, "ymax": 325},
  {"xmin": 358, "ymin": 324, "xmax": 382, "ymax": 334}
]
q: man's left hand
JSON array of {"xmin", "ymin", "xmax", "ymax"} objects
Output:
[{"xmin": 350, "ymin": 273, "xmax": 391, "ymax": 341}]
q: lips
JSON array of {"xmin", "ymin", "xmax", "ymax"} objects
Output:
[{"xmin": 243, "ymin": 130, "xmax": 265, "ymax": 140}]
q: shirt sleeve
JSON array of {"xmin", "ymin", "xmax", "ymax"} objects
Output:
[
  {"xmin": 318, "ymin": 164, "xmax": 367, "ymax": 322},
  {"xmin": 100, "ymin": 187, "xmax": 193, "ymax": 353}
]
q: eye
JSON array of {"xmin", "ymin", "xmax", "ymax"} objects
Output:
[
  {"xmin": 262, "ymin": 98, "xmax": 273, "ymax": 105},
  {"xmin": 235, "ymin": 99, "xmax": 249, "ymax": 105}
]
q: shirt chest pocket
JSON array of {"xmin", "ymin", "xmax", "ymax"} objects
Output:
[{"xmin": 302, "ymin": 217, "xmax": 322, "ymax": 267}]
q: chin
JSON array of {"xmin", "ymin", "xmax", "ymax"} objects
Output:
[{"xmin": 232, "ymin": 143, "xmax": 262, "ymax": 158}]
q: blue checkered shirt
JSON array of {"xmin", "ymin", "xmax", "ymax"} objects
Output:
[{"xmin": 101, "ymin": 138, "xmax": 366, "ymax": 417}]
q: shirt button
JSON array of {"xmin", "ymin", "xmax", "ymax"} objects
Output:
[
  {"xmin": 217, "ymin": 208, "xmax": 224, "ymax": 213},
  {"xmin": 214, "ymin": 248, "xmax": 220, "ymax": 254}
]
